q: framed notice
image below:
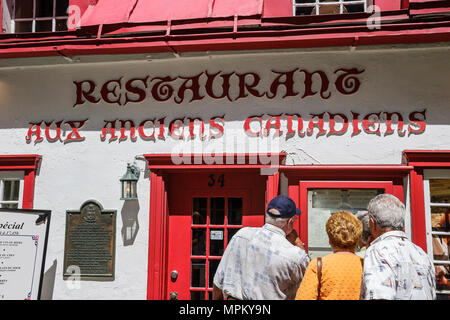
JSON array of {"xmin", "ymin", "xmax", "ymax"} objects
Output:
[{"xmin": 0, "ymin": 209, "xmax": 51, "ymax": 300}]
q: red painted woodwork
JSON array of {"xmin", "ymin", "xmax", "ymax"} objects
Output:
[
  {"xmin": 375, "ymin": 0, "xmax": 403, "ymax": 10},
  {"xmin": 166, "ymin": 180, "xmax": 263, "ymax": 300},
  {"xmin": 281, "ymin": 165, "xmax": 411, "ymax": 251},
  {"xmin": 298, "ymin": 181, "xmax": 395, "ymax": 251},
  {"xmin": 144, "ymin": 153, "xmax": 283, "ymax": 300},
  {"xmin": 263, "ymin": 0, "xmax": 292, "ymax": 17},
  {"xmin": 403, "ymin": 150, "xmax": 450, "ymax": 252},
  {"xmin": 0, "ymin": 155, "xmax": 42, "ymax": 209},
  {"xmin": 147, "ymin": 171, "xmax": 169, "ymax": 300}
]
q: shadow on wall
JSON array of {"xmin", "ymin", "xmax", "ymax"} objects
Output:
[
  {"xmin": 40, "ymin": 259, "xmax": 57, "ymax": 300},
  {"xmin": 121, "ymin": 200, "xmax": 140, "ymax": 246}
]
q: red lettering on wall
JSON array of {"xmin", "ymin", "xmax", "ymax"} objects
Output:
[
  {"xmin": 300, "ymin": 70, "xmax": 331, "ymax": 99},
  {"xmin": 100, "ymin": 120, "xmax": 118, "ymax": 142},
  {"xmin": 205, "ymin": 71, "xmax": 233, "ymax": 101},
  {"xmin": 307, "ymin": 113, "xmax": 327, "ymax": 137},
  {"xmin": 124, "ymin": 77, "xmax": 149, "ymax": 105},
  {"xmin": 45, "ymin": 121, "xmax": 63, "ymax": 142},
  {"xmin": 209, "ymin": 116, "xmax": 225, "ymax": 139},
  {"xmin": 327, "ymin": 113, "xmax": 349, "ymax": 137},
  {"xmin": 334, "ymin": 68, "xmax": 364, "ymax": 95},
  {"xmin": 362, "ymin": 113, "xmax": 381, "ymax": 136},
  {"xmin": 244, "ymin": 116, "xmax": 263, "ymax": 137},
  {"xmin": 73, "ymin": 80, "xmax": 100, "ymax": 107},
  {"xmin": 64, "ymin": 120, "xmax": 87, "ymax": 143},
  {"xmin": 26, "ymin": 122, "xmax": 44, "ymax": 144},
  {"xmin": 408, "ymin": 109, "xmax": 427, "ymax": 136},
  {"xmin": 267, "ymin": 69, "xmax": 299, "ymax": 99}
]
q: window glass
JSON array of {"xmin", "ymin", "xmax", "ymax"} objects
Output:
[
  {"xmin": 293, "ymin": 0, "xmax": 366, "ymax": 16},
  {"xmin": 8, "ymin": 0, "xmax": 68, "ymax": 33},
  {"xmin": 1, "ymin": 179, "xmax": 21, "ymax": 209},
  {"xmin": 15, "ymin": 0, "xmax": 34, "ymax": 18},
  {"xmin": 307, "ymin": 188, "xmax": 382, "ymax": 259},
  {"xmin": 427, "ymin": 178, "xmax": 450, "ymax": 297}
]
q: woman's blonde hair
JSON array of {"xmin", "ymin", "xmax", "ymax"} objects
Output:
[{"xmin": 326, "ymin": 211, "xmax": 363, "ymax": 250}]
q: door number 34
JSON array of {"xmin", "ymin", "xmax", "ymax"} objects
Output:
[{"xmin": 208, "ymin": 174, "xmax": 225, "ymax": 187}]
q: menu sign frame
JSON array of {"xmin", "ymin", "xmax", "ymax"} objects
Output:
[{"xmin": 0, "ymin": 208, "xmax": 51, "ymax": 300}]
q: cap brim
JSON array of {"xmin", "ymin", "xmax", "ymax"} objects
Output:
[{"xmin": 296, "ymin": 208, "xmax": 301, "ymax": 216}]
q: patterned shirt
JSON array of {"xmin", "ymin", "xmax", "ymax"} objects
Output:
[
  {"xmin": 213, "ymin": 223, "xmax": 310, "ymax": 300},
  {"xmin": 360, "ymin": 231, "xmax": 436, "ymax": 300}
]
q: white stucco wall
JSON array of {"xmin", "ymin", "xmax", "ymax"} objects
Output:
[{"xmin": 0, "ymin": 45, "xmax": 449, "ymax": 299}]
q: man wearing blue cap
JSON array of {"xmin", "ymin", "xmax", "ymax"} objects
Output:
[{"xmin": 213, "ymin": 195, "xmax": 310, "ymax": 300}]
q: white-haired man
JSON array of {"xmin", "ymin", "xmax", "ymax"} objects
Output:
[
  {"xmin": 212, "ymin": 195, "xmax": 310, "ymax": 300},
  {"xmin": 360, "ymin": 193, "xmax": 436, "ymax": 300}
]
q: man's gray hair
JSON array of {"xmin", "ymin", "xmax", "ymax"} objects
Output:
[
  {"xmin": 355, "ymin": 210, "xmax": 370, "ymax": 243},
  {"xmin": 367, "ymin": 193, "xmax": 405, "ymax": 230},
  {"xmin": 265, "ymin": 213, "xmax": 290, "ymax": 228}
]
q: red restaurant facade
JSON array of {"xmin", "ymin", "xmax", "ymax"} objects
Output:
[{"xmin": 0, "ymin": 0, "xmax": 450, "ymax": 300}]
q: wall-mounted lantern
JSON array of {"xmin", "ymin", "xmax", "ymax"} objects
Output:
[{"xmin": 120, "ymin": 164, "xmax": 140, "ymax": 200}]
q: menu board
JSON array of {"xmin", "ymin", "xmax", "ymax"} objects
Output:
[
  {"xmin": 0, "ymin": 209, "xmax": 51, "ymax": 300},
  {"xmin": 307, "ymin": 189, "xmax": 380, "ymax": 259}
]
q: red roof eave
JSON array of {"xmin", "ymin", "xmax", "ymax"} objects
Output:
[{"xmin": 1, "ymin": 10, "xmax": 450, "ymax": 59}]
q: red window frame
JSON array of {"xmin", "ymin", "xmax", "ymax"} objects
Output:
[
  {"xmin": 0, "ymin": 155, "xmax": 41, "ymax": 209},
  {"xmin": 403, "ymin": 150, "xmax": 450, "ymax": 252},
  {"xmin": 281, "ymin": 164, "xmax": 411, "ymax": 252},
  {"xmin": 298, "ymin": 180, "xmax": 394, "ymax": 251}
]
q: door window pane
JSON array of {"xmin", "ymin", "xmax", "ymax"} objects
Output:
[
  {"xmin": 228, "ymin": 228, "xmax": 240, "ymax": 243},
  {"xmin": 228, "ymin": 198, "xmax": 242, "ymax": 225},
  {"xmin": 192, "ymin": 198, "xmax": 207, "ymax": 224},
  {"xmin": 190, "ymin": 291, "xmax": 205, "ymax": 300},
  {"xmin": 308, "ymin": 188, "xmax": 382, "ymax": 259},
  {"xmin": 192, "ymin": 228, "xmax": 206, "ymax": 256},
  {"xmin": 191, "ymin": 259, "xmax": 205, "ymax": 288},
  {"xmin": 210, "ymin": 198, "xmax": 225, "ymax": 225},
  {"xmin": 209, "ymin": 228, "xmax": 224, "ymax": 256},
  {"xmin": 208, "ymin": 259, "xmax": 220, "ymax": 289}
]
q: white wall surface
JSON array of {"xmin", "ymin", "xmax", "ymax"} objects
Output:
[{"xmin": 0, "ymin": 46, "xmax": 449, "ymax": 299}]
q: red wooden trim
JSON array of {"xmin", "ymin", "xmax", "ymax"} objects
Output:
[
  {"xmin": 144, "ymin": 153, "xmax": 286, "ymax": 170},
  {"xmin": 280, "ymin": 165, "xmax": 412, "ymax": 181},
  {"xmin": 409, "ymin": 169, "xmax": 427, "ymax": 251},
  {"xmin": 0, "ymin": 0, "xmax": 3, "ymax": 34},
  {"xmin": 147, "ymin": 171, "xmax": 169, "ymax": 300},
  {"xmin": 0, "ymin": 155, "xmax": 41, "ymax": 209},
  {"xmin": 265, "ymin": 171, "xmax": 279, "ymax": 209},
  {"xmin": 298, "ymin": 180, "xmax": 395, "ymax": 251},
  {"xmin": 403, "ymin": 150, "xmax": 450, "ymax": 166},
  {"xmin": 402, "ymin": 150, "xmax": 450, "ymax": 252}
]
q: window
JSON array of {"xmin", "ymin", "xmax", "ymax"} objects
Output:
[
  {"xmin": 0, "ymin": 171, "xmax": 24, "ymax": 209},
  {"xmin": 293, "ymin": 0, "xmax": 368, "ymax": 16},
  {"xmin": 307, "ymin": 188, "xmax": 382, "ymax": 259},
  {"xmin": 423, "ymin": 170, "xmax": 450, "ymax": 298},
  {"xmin": 3, "ymin": 0, "xmax": 69, "ymax": 33},
  {"xmin": 190, "ymin": 197, "xmax": 243, "ymax": 300}
]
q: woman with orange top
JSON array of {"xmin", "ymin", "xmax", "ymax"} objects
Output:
[{"xmin": 295, "ymin": 211, "xmax": 363, "ymax": 300}]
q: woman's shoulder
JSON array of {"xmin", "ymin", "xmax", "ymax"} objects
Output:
[{"xmin": 322, "ymin": 253, "xmax": 363, "ymax": 265}]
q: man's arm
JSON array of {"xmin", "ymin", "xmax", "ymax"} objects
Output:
[
  {"xmin": 212, "ymin": 284, "xmax": 224, "ymax": 300},
  {"xmin": 286, "ymin": 229, "xmax": 306, "ymax": 251}
]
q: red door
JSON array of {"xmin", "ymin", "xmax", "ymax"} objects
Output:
[{"xmin": 166, "ymin": 172, "xmax": 265, "ymax": 300}]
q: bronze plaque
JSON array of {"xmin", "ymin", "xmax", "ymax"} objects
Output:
[{"xmin": 63, "ymin": 200, "xmax": 116, "ymax": 281}]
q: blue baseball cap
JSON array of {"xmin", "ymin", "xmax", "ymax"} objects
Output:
[{"xmin": 266, "ymin": 195, "xmax": 301, "ymax": 219}]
